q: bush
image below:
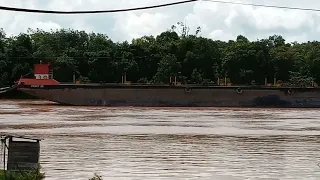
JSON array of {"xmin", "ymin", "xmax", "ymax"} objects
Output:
[
  {"xmin": 0, "ymin": 164, "xmax": 45, "ymax": 180},
  {"xmin": 89, "ymin": 173, "xmax": 102, "ymax": 180}
]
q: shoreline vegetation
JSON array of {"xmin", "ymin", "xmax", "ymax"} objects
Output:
[
  {"xmin": 0, "ymin": 165, "xmax": 44, "ymax": 180},
  {"xmin": 0, "ymin": 170, "xmax": 102, "ymax": 180},
  {"xmin": 0, "ymin": 164, "xmax": 102, "ymax": 180},
  {"xmin": 0, "ymin": 22, "xmax": 318, "ymax": 97}
]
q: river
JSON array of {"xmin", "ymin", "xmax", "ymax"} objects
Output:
[{"xmin": 0, "ymin": 99, "xmax": 320, "ymax": 179}]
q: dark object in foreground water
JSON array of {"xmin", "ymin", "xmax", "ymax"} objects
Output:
[{"xmin": 1, "ymin": 134, "xmax": 42, "ymax": 173}]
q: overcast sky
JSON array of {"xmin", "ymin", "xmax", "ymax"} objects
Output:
[{"xmin": 0, "ymin": 0, "xmax": 320, "ymax": 43}]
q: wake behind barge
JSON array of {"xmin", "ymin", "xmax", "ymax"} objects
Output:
[{"xmin": 12, "ymin": 64, "xmax": 320, "ymax": 107}]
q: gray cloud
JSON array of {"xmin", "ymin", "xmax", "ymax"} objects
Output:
[{"xmin": 0, "ymin": 0, "xmax": 320, "ymax": 42}]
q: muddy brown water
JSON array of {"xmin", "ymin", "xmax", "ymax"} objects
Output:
[{"xmin": 0, "ymin": 100, "xmax": 320, "ymax": 179}]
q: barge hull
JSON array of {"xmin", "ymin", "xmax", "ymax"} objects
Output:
[{"xmin": 17, "ymin": 84, "xmax": 320, "ymax": 107}]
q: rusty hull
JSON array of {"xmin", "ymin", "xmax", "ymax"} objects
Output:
[{"xmin": 16, "ymin": 84, "xmax": 320, "ymax": 107}]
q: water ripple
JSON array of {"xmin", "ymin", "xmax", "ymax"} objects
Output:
[{"xmin": 0, "ymin": 100, "xmax": 320, "ymax": 180}]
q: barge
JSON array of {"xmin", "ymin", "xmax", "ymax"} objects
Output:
[{"xmin": 12, "ymin": 64, "xmax": 320, "ymax": 107}]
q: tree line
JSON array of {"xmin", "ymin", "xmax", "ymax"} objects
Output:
[{"xmin": 0, "ymin": 23, "xmax": 318, "ymax": 87}]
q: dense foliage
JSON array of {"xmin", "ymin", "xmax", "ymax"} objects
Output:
[{"xmin": 0, "ymin": 23, "xmax": 319, "ymax": 87}]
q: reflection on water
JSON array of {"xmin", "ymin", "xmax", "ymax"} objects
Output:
[{"xmin": 0, "ymin": 100, "xmax": 320, "ymax": 179}]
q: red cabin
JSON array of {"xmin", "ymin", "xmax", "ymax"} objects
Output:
[
  {"xmin": 34, "ymin": 64, "xmax": 50, "ymax": 79},
  {"xmin": 17, "ymin": 63, "xmax": 59, "ymax": 86}
]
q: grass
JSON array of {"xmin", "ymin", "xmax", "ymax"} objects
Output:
[
  {"xmin": 0, "ymin": 164, "xmax": 103, "ymax": 180},
  {"xmin": 0, "ymin": 165, "xmax": 45, "ymax": 180}
]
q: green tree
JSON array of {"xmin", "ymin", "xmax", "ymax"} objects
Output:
[{"xmin": 0, "ymin": 26, "xmax": 319, "ymax": 87}]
